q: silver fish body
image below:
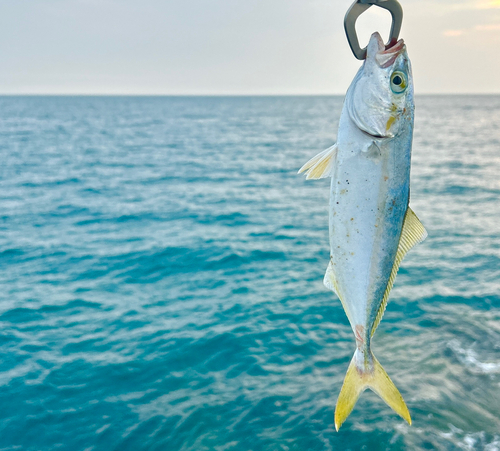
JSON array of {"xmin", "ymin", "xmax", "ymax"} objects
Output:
[
  {"xmin": 299, "ymin": 32, "xmax": 426, "ymax": 430},
  {"xmin": 330, "ymin": 74, "xmax": 412, "ymax": 346}
]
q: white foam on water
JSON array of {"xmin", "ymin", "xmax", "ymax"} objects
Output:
[
  {"xmin": 447, "ymin": 340, "xmax": 500, "ymax": 375},
  {"xmin": 438, "ymin": 426, "xmax": 500, "ymax": 451}
]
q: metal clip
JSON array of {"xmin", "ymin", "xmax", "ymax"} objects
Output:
[{"xmin": 344, "ymin": 0, "xmax": 403, "ymax": 60}]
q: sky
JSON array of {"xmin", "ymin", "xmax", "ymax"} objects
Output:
[{"xmin": 1, "ymin": 0, "xmax": 500, "ymax": 95}]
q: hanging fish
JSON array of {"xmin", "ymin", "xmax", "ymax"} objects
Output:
[{"xmin": 299, "ymin": 32, "xmax": 427, "ymax": 430}]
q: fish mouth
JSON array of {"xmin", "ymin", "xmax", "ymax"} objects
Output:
[{"xmin": 375, "ymin": 38, "xmax": 405, "ymax": 68}]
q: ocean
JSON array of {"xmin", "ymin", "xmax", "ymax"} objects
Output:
[{"xmin": 0, "ymin": 95, "xmax": 499, "ymax": 450}]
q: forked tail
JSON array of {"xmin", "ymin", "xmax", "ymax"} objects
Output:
[{"xmin": 335, "ymin": 349, "xmax": 411, "ymax": 431}]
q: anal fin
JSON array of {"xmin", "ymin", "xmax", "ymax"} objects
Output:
[
  {"xmin": 324, "ymin": 260, "xmax": 353, "ymax": 325},
  {"xmin": 323, "ymin": 259, "xmax": 340, "ymax": 297},
  {"xmin": 371, "ymin": 207, "xmax": 427, "ymax": 336}
]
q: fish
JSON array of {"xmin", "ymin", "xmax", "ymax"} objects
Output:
[{"xmin": 298, "ymin": 32, "xmax": 427, "ymax": 430}]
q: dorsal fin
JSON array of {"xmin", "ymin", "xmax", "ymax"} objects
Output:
[
  {"xmin": 371, "ymin": 208, "xmax": 427, "ymax": 336},
  {"xmin": 298, "ymin": 144, "xmax": 338, "ymax": 180}
]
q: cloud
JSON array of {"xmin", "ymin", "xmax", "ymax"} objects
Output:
[
  {"xmin": 438, "ymin": 0, "xmax": 500, "ymax": 10},
  {"xmin": 477, "ymin": 0, "xmax": 500, "ymax": 8},
  {"xmin": 443, "ymin": 29, "xmax": 466, "ymax": 36},
  {"xmin": 443, "ymin": 21, "xmax": 500, "ymax": 36},
  {"xmin": 475, "ymin": 23, "xmax": 500, "ymax": 29},
  {"xmin": 457, "ymin": 0, "xmax": 500, "ymax": 9}
]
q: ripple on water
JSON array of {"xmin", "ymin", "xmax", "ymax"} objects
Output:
[{"xmin": 0, "ymin": 95, "xmax": 499, "ymax": 450}]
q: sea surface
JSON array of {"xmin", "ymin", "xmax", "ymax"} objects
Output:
[{"xmin": 0, "ymin": 95, "xmax": 499, "ymax": 451}]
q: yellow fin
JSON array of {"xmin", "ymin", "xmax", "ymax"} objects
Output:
[
  {"xmin": 335, "ymin": 350, "xmax": 411, "ymax": 431},
  {"xmin": 298, "ymin": 144, "xmax": 337, "ymax": 180},
  {"xmin": 371, "ymin": 207, "xmax": 427, "ymax": 337}
]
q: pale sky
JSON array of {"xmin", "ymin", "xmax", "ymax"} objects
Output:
[{"xmin": 1, "ymin": 0, "xmax": 500, "ymax": 95}]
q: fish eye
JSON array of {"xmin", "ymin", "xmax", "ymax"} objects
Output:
[{"xmin": 390, "ymin": 71, "xmax": 407, "ymax": 94}]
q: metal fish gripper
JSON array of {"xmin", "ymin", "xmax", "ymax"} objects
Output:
[{"xmin": 344, "ymin": 0, "xmax": 403, "ymax": 60}]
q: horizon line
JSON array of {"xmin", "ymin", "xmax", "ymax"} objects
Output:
[{"xmin": 1, "ymin": 92, "xmax": 499, "ymax": 97}]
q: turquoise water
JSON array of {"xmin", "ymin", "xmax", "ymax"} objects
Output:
[{"xmin": 0, "ymin": 95, "xmax": 499, "ymax": 450}]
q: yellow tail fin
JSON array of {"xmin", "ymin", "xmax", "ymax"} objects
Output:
[{"xmin": 334, "ymin": 350, "xmax": 411, "ymax": 431}]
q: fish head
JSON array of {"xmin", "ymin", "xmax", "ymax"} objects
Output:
[{"xmin": 346, "ymin": 32, "xmax": 414, "ymax": 139}]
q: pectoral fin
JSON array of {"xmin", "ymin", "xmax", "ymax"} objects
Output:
[
  {"xmin": 371, "ymin": 207, "xmax": 428, "ymax": 336},
  {"xmin": 298, "ymin": 144, "xmax": 337, "ymax": 180}
]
